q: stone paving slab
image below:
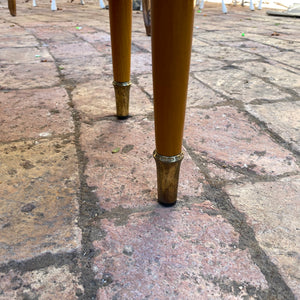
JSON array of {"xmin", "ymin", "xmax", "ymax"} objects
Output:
[
  {"xmin": 243, "ymin": 33, "xmax": 300, "ymax": 52},
  {"xmin": 72, "ymin": 79, "xmax": 153, "ymax": 121},
  {"xmin": 0, "ymin": 23, "xmax": 28, "ymax": 36},
  {"xmin": 0, "ymin": 47, "xmax": 53, "ymax": 64},
  {"xmin": 0, "ymin": 63, "xmax": 60, "ymax": 89},
  {"xmin": 193, "ymin": 45, "xmax": 260, "ymax": 62},
  {"xmin": 245, "ymin": 102, "xmax": 300, "ymax": 153},
  {"xmin": 233, "ymin": 60, "xmax": 300, "ymax": 93},
  {"xmin": 184, "ymin": 106, "xmax": 299, "ymax": 176},
  {"xmin": 94, "ymin": 204, "xmax": 268, "ymax": 299},
  {"xmin": 0, "ymin": 87, "xmax": 74, "ymax": 142},
  {"xmin": 0, "ymin": 34, "xmax": 39, "ymax": 48},
  {"xmin": 81, "ymin": 42, "xmax": 112, "ymax": 57},
  {"xmin": 190, "ymin": 52, "xmax": 227, "ymax": 72},
  {"xmin": 194, "ymin": 68, "xmax": 292, "ymax": 103},
  {"xmin": 192, "ymin": 37, "xmax": 210, "ymax": 48},
  {"xmin": 264, "ymin": 51, "xmax": 300, "ymax": 69},
  {"xmin": 0, "ymin": 265, "xmax": 83, "ymax": 299},
  {"xmin": 58, "ymin": 56, "xmax": 107, "ymax": 82},
  {"xmin": 0, "ymin": 139, "xmax": 81, "ymax": 263},
  {"xmin": 61, "ymin": 24, "xmax": 98, "ymax": 35},
  {"xmin": 49, "ymin": 42, "xmax": 100, "ymax": 60},
  {"xmin": 202, "ymin": 160, "xmax": 246, "ymax": 183},
  {"xmin": 186, "ymin": 76, "xmax": 228, "ymax": 108},
  {"xmin": 220, "ymin": 40, "xmax": 282, "ymax": 55},
  {"xmin": 27, "ymin": 27, "xmax": 79, "ymax": 44},
  {"xmin": 225, "ymin": 176, "xmax": 300, "ymax": 299},
  {"xmin": 80, "ymin": 117, "xmax": 204, "ymax": 211},
  {"xmin": 76, "ymin": 31, "xmax": 111, "ymax": 45},
  {"xmin": 193, "ymin": 29, "xmax": 245, "ymax": 43}
]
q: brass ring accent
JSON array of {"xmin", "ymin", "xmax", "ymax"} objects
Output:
[
  {"xmin": 153, "ymin": 150, "xmax": 184, "ymax": 163},
  {"xmin": 113, "ymin": 81, "xmax": 132, "ymax": 87}
]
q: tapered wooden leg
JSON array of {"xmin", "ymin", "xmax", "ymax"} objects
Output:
[
  {"xmin": 151, "ymin": 0, "xmax": 195, "ymax": 205},
  {"xmin": 8, "ymin": 0, "xmax": 16, "ymax": 16},
  {"xmin": 142, "ymin": 0, "xmax": 151, "ymax": 36},
  {"xmin": 109, "ymin": 0, "xmax": 132, "ymax": 119}
]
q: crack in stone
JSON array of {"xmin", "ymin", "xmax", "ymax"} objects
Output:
[
  {"xmin": 202, "ymin": 185, "xmax": 296, "ymax": 300},
  {"xmin": 63, "ymin": 79, "xmax": 102, "ymax": 300},
  {"xmin": 199, "ymin": 273, "xmax": 270, "ymax": 299},
  {"xmin": 233, "ymin": 64, "xmax": 300, "ymax": 99},
  {"xmin": 184, "ymin": 140, "xmax": 296, "ymax": 299},
  {"xmin": 244, "ymin": 111, "xmax": 300, "ymax": 158},
  {"xmin": 0, "ymin": 252, "xmax": 78, "ymax": 274}
]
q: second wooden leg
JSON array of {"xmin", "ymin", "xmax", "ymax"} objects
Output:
[
  {"xmin": 109, "ymin": 0, "xmax": 132, "ymax": 118},
  {"xmin": 8, "ymin": 0, "xmax": 16, "ymax": 16},
  {"xmin": 142, "ymin": 0, "xmax": 151, "ymax": 36}
]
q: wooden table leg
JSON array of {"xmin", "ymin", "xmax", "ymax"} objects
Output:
[
  {"xmin": 8, "ymin": 0, "xmax": 16, "ymax": 16},
  {"xmin": 109, "ymin": 0, "xmax": 132, "ymax": 119},
  {"xmin": 151, "ymin": 0, "xmax": 195, "ymax": 205},
  {"xmin": 142, "ymin": 0, "xmax": 151, "ymax": 36}
]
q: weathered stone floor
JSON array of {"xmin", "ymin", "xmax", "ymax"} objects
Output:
[{"xmin": 0, "ymin": 1, "xmax": 299, "ymax": 299}]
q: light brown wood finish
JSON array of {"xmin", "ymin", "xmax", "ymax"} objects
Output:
[
  {"xmin": 151, "ymin": 0, "xmax": 195, "ymax": 157},
  {"xmin": 109, "ymin": 0, "xmax": 132, "ymax": 83},
  {"xmin": 8, "ymin": 0, "xmax": 16, "ymax": 16}
]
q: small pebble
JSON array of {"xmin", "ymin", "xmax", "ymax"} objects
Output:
[{"xmin": 21, "ymin": 203, "xmax": 36, "ymax": 213}]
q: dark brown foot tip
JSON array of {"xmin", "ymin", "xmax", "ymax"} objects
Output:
[
  {"xmin": 117, "ymin": 115, "xmax": 130, "ymax": 120},
  {"xmin": 158, "ymin": 201, "xmax": 177, "ymax": 207}
]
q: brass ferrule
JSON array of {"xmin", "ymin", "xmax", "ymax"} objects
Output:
[
  {"xmin": 153, "ymin": 150, "xmax": 184, "ymax": 206},
  {"xmin": 113, "ymin": 81, "xmax": 131, "ymax": 119}
]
